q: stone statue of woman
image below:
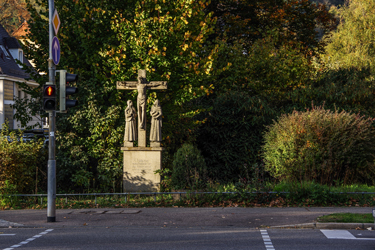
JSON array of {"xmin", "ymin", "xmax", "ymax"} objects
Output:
[
  {"xmin": 150, "ymin": 99, "xmax": 162, "ymax": 142},
  {"xmin": 124, "ymin": 100, "xmax": 137, "ymax": 143}
]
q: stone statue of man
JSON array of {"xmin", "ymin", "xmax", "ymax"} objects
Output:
[
  {"xmin": 124, "ymin": 100, "xmax": 137, "ymax": 142},
  {"xmin": 137, "ymin": 76, "xmax": 147, "ymax": 129},
  {"xmin": 150, "ymin": 99, "xmax": 162, "ymax": 142}
]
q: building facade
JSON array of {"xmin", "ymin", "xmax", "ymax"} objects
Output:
[{"xmin": 0, "ymin": 24, "xmax": 40, "ymax": 129}]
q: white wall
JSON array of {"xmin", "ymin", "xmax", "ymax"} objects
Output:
[{"xmin": 0, "ymin": 79, "xmax": 4, "ymax": 128}]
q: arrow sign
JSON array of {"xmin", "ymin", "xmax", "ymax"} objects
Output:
[{"xmin": 52, "ymin": 36, "xmax": 60, "ymax": 65}]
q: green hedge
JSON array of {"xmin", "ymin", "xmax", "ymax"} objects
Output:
[
  {"xmin": 0, "ymin": 124, "xmax": 47, "ymax": 194},
  {"xmin": 262, "ymin": 106, "xmax": 375, "ymax": 185}
]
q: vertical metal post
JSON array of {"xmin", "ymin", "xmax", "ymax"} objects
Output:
[
  {"xmin": 47, "ymin": 111, "xmax": 56, "ymax": 222},
  {"xmin": 47, "ymin": 0, "xmax": 56, "ymax": 223}
]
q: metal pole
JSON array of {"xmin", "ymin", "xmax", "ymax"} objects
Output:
[
  {"xmin": 47, "ymin": 0, "xmax": 56, "ymax": 223},
  {"xmin": 47, "ymin": 111, "xmax": 56, "ymax": 222}
]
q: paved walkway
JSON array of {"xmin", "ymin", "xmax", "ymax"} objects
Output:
[{"xmin": 0, "ymin": 207, "xmax": 372, "ymax": 229}]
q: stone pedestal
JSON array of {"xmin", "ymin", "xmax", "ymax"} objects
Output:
[{"xmin": 121, "ymin": 147, "xmax": 163, "ymax": 192}]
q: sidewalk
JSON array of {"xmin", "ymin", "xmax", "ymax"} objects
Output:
[{"xmin": 1, "ymin": 207, "xmax": 373, "ymax": 229}]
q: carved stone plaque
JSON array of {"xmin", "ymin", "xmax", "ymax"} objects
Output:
[{"xmin": 121, "ymin": 147, "xmax": 163, "ymax": 192}]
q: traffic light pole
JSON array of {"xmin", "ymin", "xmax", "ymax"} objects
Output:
[{"xmin": 47, "ymin": 0, "xmax": 56, "ymax": 222}]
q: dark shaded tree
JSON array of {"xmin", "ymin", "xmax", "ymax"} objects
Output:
[{"xmin": 207, "ymin": 0, "xmax": 337, "ymax": 57}]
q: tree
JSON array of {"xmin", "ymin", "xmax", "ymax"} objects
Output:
[
  {"xmin": 207, "ymin": 0, "xmax": 337, "ymax": 57},
  {"xmin": 0, "ymin": 0, "xmax": 29, "ymax": 33},
  {"xmin": 0, "ymin": 0, "xmax": 42, "ymax": 34},
  {"xmin": 324, "ymin": 0, "xmax": 375, "ymax": 70},
  {"xmin": 19, "ymin": 0, "xmax": 217, "ymax": 191}
]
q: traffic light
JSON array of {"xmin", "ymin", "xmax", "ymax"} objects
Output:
[
  {"xmin": 58, "ymin": 70, "xmax": 79, "ymax": 112},
  {"xmin": 43, "ymin": 84, "xmax": 56, "ymax": 111}
]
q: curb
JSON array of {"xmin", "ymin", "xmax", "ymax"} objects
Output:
[
  {"xmin": 271, "ymin": 222, "xmax": 374, "ymax": 230},
  {"xmin": 0, "ymin": 219, "xmax": 24, "ymax": 228}
]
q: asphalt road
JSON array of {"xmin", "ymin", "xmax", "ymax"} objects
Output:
[
  {"xmin": 1, "ymin": 207, "xmax": 374, "ymax": 249},
  {"xmin": 1, "ymin": 227, "xmax": 375, "ymax": 250}
]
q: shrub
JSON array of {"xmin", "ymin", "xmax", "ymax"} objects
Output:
[
  {"xmin": 0, "ymin": 180, "xmax": 19, "ymax": 208},
  {"xmin": 196, "ymin": 91, "xmax": 275, "ymax": 184},
  {"xmin": 0, "ymin": 123, "xmax": 47, "ymax": 194},
  {"xmin": 272, "ymin": 181, "xmax": 347, "ymax": 206},
  {"xmin": 262, "ymin": 105, "xmax": 375, "ymax": 185},
  {"xmin": 171, "ymin": 143, "xmax": 207, "ymax": 190}
]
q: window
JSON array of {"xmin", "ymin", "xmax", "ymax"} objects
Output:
[
  {"xmin": 0, "ymin": 45, "xmax": 10, "ymax": 58},
  {"xmin": 19, "ymin": 50, "xmax": 23, "ymax": 63}
]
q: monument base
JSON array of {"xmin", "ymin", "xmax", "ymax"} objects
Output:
[{"xmin": 121, "ymin": 147, "xmax": 163, "ymax": 192}]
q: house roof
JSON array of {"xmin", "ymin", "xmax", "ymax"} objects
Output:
[
  {"xmin": 11, "ymin": 21, "xmax": 29, "ymax": 39},
  {"xmin": 0, "ymin": 24, "xmax": 34, "ymax": 80}
]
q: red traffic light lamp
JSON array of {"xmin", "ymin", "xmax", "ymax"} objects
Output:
[{"xmin": 43, "ymin": 85, "xmax": 56, "ymax": 111}]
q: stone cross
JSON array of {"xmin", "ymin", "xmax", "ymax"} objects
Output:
[{"xmin": 117, "ymin": 69, "xmax": 167, "ymax": 147}]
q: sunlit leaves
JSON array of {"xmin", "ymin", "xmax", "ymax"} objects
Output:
[
  {"xmin": 324, "ymin": 0, "xmax": 375, "ymax": 70},
  {"xmin": 106, "ymin": 0, "xmax": 217, "ymax": 105}
]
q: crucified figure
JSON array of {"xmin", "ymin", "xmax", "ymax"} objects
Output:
[
  {"xmin": 117, "ymin": 69, "xmax": 168, "ymax": 147},
  {"xmin": 136, "ymin": 76, "xmax": 148, "ymax": 129},
  {"xmin": 136, "ymin": 76, "xmax": 166, "ymax": 129}
]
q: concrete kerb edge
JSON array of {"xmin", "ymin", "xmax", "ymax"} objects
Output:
[
  {"xmin": 0, "ymin": 219, "xmax": 25, "ymax": 228},
  {"xmin": 270, "ymin": 222, "xmax": 374, "ymax": 230}
]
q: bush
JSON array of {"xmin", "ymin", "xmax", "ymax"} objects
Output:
[
  {"xmin": 272, "ymin": 181, "xmax": 347, "ymax": 206},
  {"xmin": 171, "ymin": 143, "xmax": 207, "ymax": 190},
  {"xmin": 196, "ymin": 91, "xmax": 275, "ymax": 184},
  {"xmin": 262, "ymin": 105, "xmax": 375, "ymax": 185},
  {"xmin": 0, "ymin": 123, "xmax": 47, "ymax": 194}
]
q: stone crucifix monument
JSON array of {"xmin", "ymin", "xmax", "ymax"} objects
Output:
[{"xmin": 117, "ymin": 69, "xmax": 167, "ymax": 192}]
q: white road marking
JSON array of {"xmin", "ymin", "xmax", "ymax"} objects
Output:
[
  {"xmin": 0, "ymin": 234, "xmax": 15, "ymax": 236},
  {"xmin": 2, "ymin": 229, "xmax": 54, "ymax": 250},
  {"xmin": 321, "ymin": 230, "xmax": 356, "ymax": 239},
  {"xmin": 260, "ymin": 230, "xmax": 275, "ymax": 250},
  {"xmin": 321, "ymin": 230, "xmax": 375, "ymax": 240}
]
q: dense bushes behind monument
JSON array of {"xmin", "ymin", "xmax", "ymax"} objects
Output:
[
  {"xmin": 262, "ymin": 106, "xmax": 375, "ymax": 185},
  {"xmin": 195, "ymin": 91, "xmax": 275, "ymax": 184},
  {"xmin": 171, "ymin": 143, "xmax": 207, "ymax": 190}
]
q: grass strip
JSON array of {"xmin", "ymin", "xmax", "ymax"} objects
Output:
[{"xmin": 317, "ymin": 213, "xmax": 374, "ymax": 223}]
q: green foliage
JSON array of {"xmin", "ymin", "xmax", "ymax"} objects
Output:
[
  {"xmin": 155, "ymin": 168, "xmax": 172, "ymax": 191},
  {"xmin": 208, "ymin": 0, "xmax": 336, "ymax": 57},
  {"xmin": 211, "ymin": 34, "xmax": 314, "ymax": 98},
  {"xmin": 0, "ymin": 123, "xmax": 47, "ymax": 194},
  {"xmin": 273, "ymin": 181, "xmax": 347, "ymax": 205},
  {"xmin": 263, "ymin": 105, "xmax": 375, "ymax": 185},
  {"xmin": 11, "ymin": 94, "xmax": 44, "ymax": 130},
  {"xmin": 196, "ymin": 91, "xmax": 275, "ymax": 184},
  {"xmin": 171, "ymin": 143, "xmax": 207, "ymax": 190},
  {"xmin": 16, "ymin": 0, "xmax": 218, "ymax": 192},
  {"xmin": 317, "ymin": 213, "xmax": 374, "ymax": 223},
  {"xmin": 324, "ymin": 0, "xmax": 375, "ymax": 70},
  {"xmin": 288, "ymin": 66, "xmax": 375, "ymax": 117},
  {"xmin": 0, "ymin": 180, "xmax": 19, "ymax": 209}
]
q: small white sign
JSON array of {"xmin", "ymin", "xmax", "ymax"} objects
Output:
[{"xmin": 50, "ymin": 132, "xmax": 54, "ymax": 137}]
